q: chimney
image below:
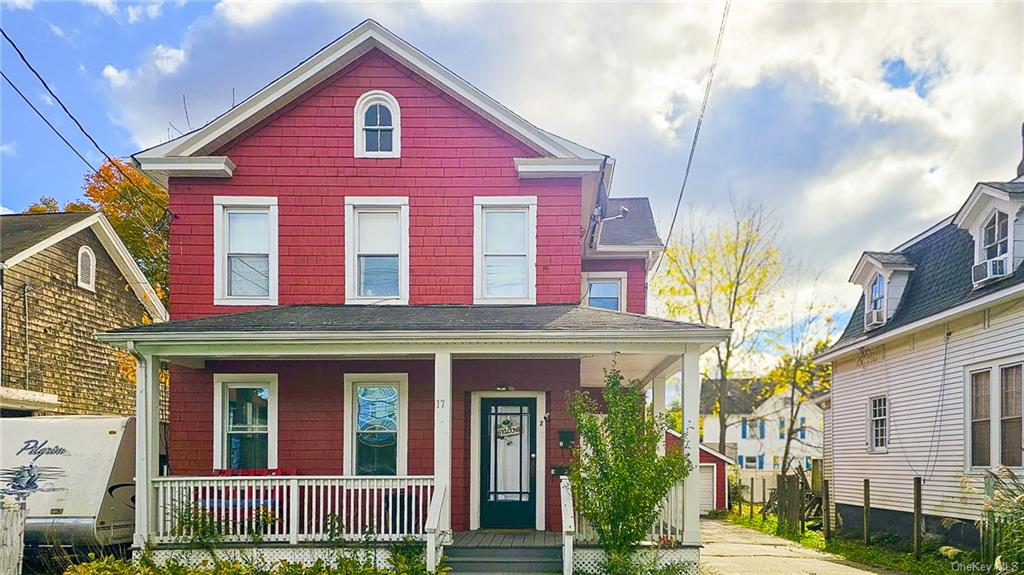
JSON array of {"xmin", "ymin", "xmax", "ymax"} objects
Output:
[{"xmin": 1018, "ymin": 122, "xmax": 1024, "ymax": 179}]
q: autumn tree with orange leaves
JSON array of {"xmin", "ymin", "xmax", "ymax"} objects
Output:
[{"xmin": 27, "ymin": 158, "xmax": 168, "ymax": 303}]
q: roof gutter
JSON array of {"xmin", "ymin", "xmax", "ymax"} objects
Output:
[{"xmin": 816, "ymin": 281, "xmax": 1024, "ymax": 363}]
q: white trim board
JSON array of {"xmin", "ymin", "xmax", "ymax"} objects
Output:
[
  {"xmin": 469, "ymin": 390, "xmax": 547, "ymax": 531},
  {"xmin": 1, "ymin": 212, "xmax": 167, "ymax": 322},
  {"xmin": 342, "ymin": 372, "xmax": 410, "ymax": 476}
]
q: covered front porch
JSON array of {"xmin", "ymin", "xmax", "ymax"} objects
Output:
[{"xmin": 98, "ymin": 304, "xmax": 727, "ymax": 571}]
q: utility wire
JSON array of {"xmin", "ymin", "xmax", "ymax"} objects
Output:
[
  {"xmin": 1, "ymin": 27, "xmax": 165, "ymax": 214},
  {"xmin": 652, "ymin": 0, "xmax": 731, "ymax": 277}
]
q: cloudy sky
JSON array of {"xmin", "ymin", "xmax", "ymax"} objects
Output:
[{"xmin": 2, "ymin": 1, "xmax": 1023, "ymax": 336}]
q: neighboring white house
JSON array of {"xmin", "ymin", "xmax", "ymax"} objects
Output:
[
  {"xmin": 702, "ymin": 392, "xmax": 824, "ymax": 472},
  {"xmin": 817, "ymin": 143, "xmax": 1024, "ymax": 547}
]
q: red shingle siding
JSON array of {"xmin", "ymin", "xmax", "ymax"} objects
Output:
[
  {"xmin": 167, "ymin": 358, "xmax": 584, "ymax": 530},
  {"xmin": 582, "ymin": 258, "xmax": 648, "ymax": 314},
  {"xmin": 167, "ymin": 49, "xmax": 582, "ymax": 319}
]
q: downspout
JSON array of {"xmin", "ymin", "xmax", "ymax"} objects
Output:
[
  {"xmin": 22, "ymin": 283, "xmax": 29, "ymax": 390},
  {"xmin": 586, "ymin": 156, "xmax": 609, "ymax": 250}
]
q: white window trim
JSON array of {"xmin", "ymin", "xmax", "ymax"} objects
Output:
[
  {"xmin": 77, "ymin": 245, "xmax": 96, "ymax": 292},
  {"xmin": 354, "ymin": 90, "xmax": 401, "ymax": 159},
  {"xmin": 343, "ymin": 373, "xmax": 409, "ymax": 476},
  {"xmin": 213, "ymin": 373, "xmax": 279, "ymax": 470},
  {"xmin": 869, "ymin": 272, "xmax": 886, "ymax": 313},
  {"xmin": 866, "ymin": 395, "xmax": 888, "ymax": 454},
  {"xmin": 581, "ymin": 271, "xmax": 628, "ymax": 312},
  {"xmin": 974, "ymin": 207, "xmax": 1013, "ymax": 266},
  {"xmin": 473, "ymin": 196, "xmax": 537, "ymax": 305},
  {"xmin": 213, "ymin": 196, "xmax": 279, "ymax": 306},
  {"xmin": 964, "ymin": 353, "xmax": 1024, "ymax": 472},
  {"xmin": 344, "ymin": 197, "xmax": 410, "ymax": 305}
]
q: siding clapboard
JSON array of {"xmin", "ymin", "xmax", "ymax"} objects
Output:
[{"xmin": 830, "ymin": 295, "xmax": 1024, "ymax": 521}]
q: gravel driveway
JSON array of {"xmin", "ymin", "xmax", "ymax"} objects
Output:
[{"xmin": 700, "ymin": 519, "xmax": 902, "ymax": 575}]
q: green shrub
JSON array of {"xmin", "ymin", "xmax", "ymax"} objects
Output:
[
  {"xmin": 981, "ymin": 467, "xmax": 1024, "ymax": 569},
  {"xmin": 569, "ymin": 367, "xmax": 692, "ymax": 572}
]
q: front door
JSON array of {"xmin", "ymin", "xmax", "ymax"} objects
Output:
[{"xmin": 480, "ymin": 397, "xmax": 536, "ymax": 529}]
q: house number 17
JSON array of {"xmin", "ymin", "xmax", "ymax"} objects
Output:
[{"xmin": 436, "ymin": 399, "xmax": 445, "ymax": 409}]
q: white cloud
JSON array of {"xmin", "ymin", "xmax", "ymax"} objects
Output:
[
  {"xmin": 48, "ymin": 22, "xmax": 66, "ymax": 38},
  {"xmin": 0, "ymin": 141, "xmax": 17, "ymax": 156},
  {"xmin": 3, "ymin": 0, "xmax": 34, "ymax": 10},
  {"xmin": 151, "ymin": 45, "xmax": 185, "ymax": 75},
  {"xmin": 102, "ymin": 64, "xmax": 130, "ymax": 88},
  {"xmin": 214, "ymin": 0, "xmax": 287, "ymax": 27},
  {"xmin": 39, "ymin": 92, "xmax": 55, "ymax": 107},
  {"xmin": 0, "ymin": 205, "xmax": 14, "ymax": 215},
  {"xmin": 82, "ymin": 0, "xmax": 117, "ymax": 16},
  {"xmin": 126, "ymin": 1, "xmax": 163, "ymax": 23}
]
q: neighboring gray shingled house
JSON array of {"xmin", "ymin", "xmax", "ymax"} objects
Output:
[{"xmin": 816, "ymin": 148, "xmax": 1024, "ymax": 548}]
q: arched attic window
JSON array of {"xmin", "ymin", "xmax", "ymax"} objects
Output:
[
  {"xmin": 77, "ymin": 245, "xmax": 96, "ymax": 291},
  {"xmin": 354, "ymin": 90, "xmax": 401, "ymax": 158}
]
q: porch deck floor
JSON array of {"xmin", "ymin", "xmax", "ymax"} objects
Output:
[{"xmin": 451, "ymin": 530, "xmax": 563, "ymax": 548}]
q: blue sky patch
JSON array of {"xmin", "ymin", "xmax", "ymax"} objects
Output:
[{"xmin": 882, "ymin": 58, "xmax": 938, "ymax": 97}]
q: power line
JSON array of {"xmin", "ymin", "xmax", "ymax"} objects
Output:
[
  {"xmin": 0, "ymin": 27, "xmax": 165, "ymax": 214},
  {"xmin": 652, "ymin": 0, "xmax": 731, "ymax": 277}
]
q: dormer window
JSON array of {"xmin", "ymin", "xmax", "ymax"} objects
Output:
[
  {"xmin": 354, "ymin": 90, "xmax": 401, "ymax": 158},
  {"xmin": 869, "ymin": 273, "xmax": 885, "ymax": 311},
  {"xmin": 982, "ymin": 210, "xmax": 1009, "ymax": 262}
]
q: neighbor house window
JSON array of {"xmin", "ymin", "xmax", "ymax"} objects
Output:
[
  {"xmin": 213, "ymin": 374, "xmax": 278, "ymax": 470},
  {"xmin": 868, "ymin": 396, "xmax": 888, "ymax": 452},
  {"xmin": 214, "ymin": 196, "xmax": 278, "ymax": 306},
  {"xmin": 77, "ymin": 245, "xmax": 96, "ymax": 291},
  {"xmin": 778, "ymin": 418, "xmax": 785, "ymax": 440},
  {"xmin": 981, "ymin": 211, "xmax": 1009, "ymax": 262},
  {"xmin": 799, "ymin": 416, "xmax": 807, "ymax": 440},
  {"xmin": 772, "ymin": 455, "xmax": 780, "ymax": 469},
  {"xmin": 344, "ymin": 374, "xmax": 408, "ymax": 476},
  {"xmin": 354, "ymin": 90, "xmax": 401, "ymax": 158},
  {"xmin": 869, "ymin": 273, "xmax": 885, "ymax": 311},
  {"xmin": 1002, "ymin": 364, "xmax": 1023, "ymax": 468},
  {"xmin": 474, "ymin": 196, "xmax": 537, "ymax": 304},
  {"xmin": 742, "ymin": 456, "xmax": 757, "ymax": 470},
  {"xmin": 582, "ymin": 272, "xmax": 627, "ymax": 311},
  {"xmin": 344, "ymin": 197, "xmax": 409, "ymax": 304},
  {"xmin": 971, "ymin": 370, "xmax": 992, "ymax": 467}
]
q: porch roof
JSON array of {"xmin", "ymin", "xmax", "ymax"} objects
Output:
[{"xmin": 103, "ymin": 304, "xmax": 718, "ymax": 337}]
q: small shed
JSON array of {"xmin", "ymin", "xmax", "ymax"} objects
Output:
[{"xmin": 666, "ymin": 430, "xmax": 735, "ymax": 513}]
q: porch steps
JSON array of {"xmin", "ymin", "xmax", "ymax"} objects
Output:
[{"xmin": 445, "ymin": 542, "xmax": 562, "ymax": 574}]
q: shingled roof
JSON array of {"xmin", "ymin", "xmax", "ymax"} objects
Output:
[
  {"xmin": 104, "ymin": 303, "xmax": 715, "ymax": 336},
  {"xmin": 863, "ymin": 251, "xmax": 914, "ymax": 267},
  {"xmin": 1, "ymin": 212, "xmax": 95, "ymax": 262},
  {"xmin": 833, "ymin": 220, "xmax": 1024, "ymax": 348},
  {"xmin": 598, "ymin": 197, "xmax": 663, "ymax": 248}
]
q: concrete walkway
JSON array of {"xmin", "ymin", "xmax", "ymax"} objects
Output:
[{"xmin": 700, "ymin": 519, "xmax": 902, "ymax": 575}]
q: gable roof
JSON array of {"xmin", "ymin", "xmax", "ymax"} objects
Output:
[
  {"xmin": 0, "ymin": 212, "xmax": 94, "ymax": 261},
  {"xmin": 597, "ymin": 197, "xmax": 663, "ymax": 248},
  {"xmin": 135, "ymin": 20, "xmax": 600, "ymax": 171},
  {"xmin": 863, "ymin": 251, "xmax": 914, "ymax": 267},
  {"xmin": 1, "ymin": 212, "xmax": 168, "ymax": 322},
  {"xmin": 699, "ymin": 378, "xmax": 768, "ymax": 415},
  {"xmin": 828, "ymin": 220, "xmax": 1024, "ymax": 353}
]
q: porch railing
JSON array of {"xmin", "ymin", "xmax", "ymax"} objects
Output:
[
  {"xmin": 560, "ymin": 477, "xmax": 575, "ymax": 575},
  {"xmin": 153, "ymin": 475, "xmax": 435, "ymax": 544},
  {"xmin": 571, "ymin": 478, "xmax": 686, "ymax": 546}
]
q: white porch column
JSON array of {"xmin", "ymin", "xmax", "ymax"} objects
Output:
[
  {"xmin": 133, "ymin": 353, "xmax": 160, "ymax": 549},
  {"xmin": 652, "ymin": 375, "xmax": 667, "ymax": 456},
  {"xmin": 680, "ymin": 344, "xmax": 701, "ymax": 545},
  {"xmin": 434, "ymin": 352, "xmax": 452, "ymax": 533}
]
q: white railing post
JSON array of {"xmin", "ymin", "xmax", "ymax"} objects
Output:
[
  {"xmin": 681, "ymin": 345, "xmax": 702, "ymax": 545},
  {"xmin": 653, "ymin": 375, "xmax": 667, "ymax": 456},
  {"xmin": 288, "ymin": 477, "xmax": 300, "ymax": 544},
  {"xmin": 425, "ymin": 484, "xmax": 447, "ymax": 573},
  {"xmin": 560, "ymin": 476, "xmax": 575, "ymax": 575}
]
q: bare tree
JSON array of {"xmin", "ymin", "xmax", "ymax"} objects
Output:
[{"xmin": 653, "ymin": 199, "xmax": 782, "ymax": 454}]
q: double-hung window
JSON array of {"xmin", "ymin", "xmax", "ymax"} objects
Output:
[
  {"xmin": 868, "ymin": 396, "xmax": 888, "ymax": 452},
  {"xmin": 344, "ymin": 374, "xmax": 408, "ymax": 476},
  {"xmin": 214, "ymin": 196, "xmax": 278, "ymax": 306},
  {"xmin": 869, "ymin": 273, "xmax": 885, "ymax": 311},
  {"xmin": 968, "ymin": 358, "xmax": 1023, "ymax": 469},
  {"xmin": 981, "ymin": 211, "xmax": 1009, "ymax": 262},
  {"xmin": 474, "ymin": 196, "xmax": 537, "ymax": 304},
  {"xmin": 582, "ymin": 272, "xmax": 627, "ymax": 311},
  {"xmin": 214, "ymin": 374, "xmax": 278, "ymax": 470},
  {"xmin": 345, "ymin": 197, "xmax": 409, "ymax": 304}
]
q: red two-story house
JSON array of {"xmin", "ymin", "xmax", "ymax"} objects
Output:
[{"xmin": 99, "ymin": 20, "xmax": 727, "ymax": 573}]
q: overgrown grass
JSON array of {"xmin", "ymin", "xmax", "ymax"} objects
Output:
[{"xmin": 723, "ymin": 508, "xmax": 972, "ymax": 575}]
